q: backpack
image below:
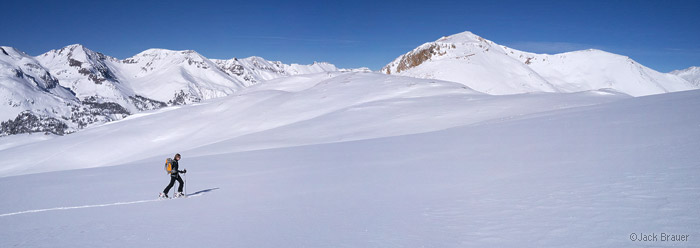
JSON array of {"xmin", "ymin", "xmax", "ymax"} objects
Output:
[{"xmin": 165, "ymin": 158, "xmax": 174, "ymax": 174}]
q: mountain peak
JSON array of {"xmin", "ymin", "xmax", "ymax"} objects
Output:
[
  {"xmin": 436, "ymin": 31, "xmax": 487, "ymax": 44},
  {"xmin": 40, "ymin": 44, "xmax": 104, "ymax": 61},
  {"xmin": 65, "ymin": 43, "xmax": 85, "ymax": 49},
  {"xmin": 137, "ymin": 48, "xmax": 202, "ymax": 56},
  {"xmin": 129, "ymin": 48, "xmax": 209, "ymax": 65},
  {"xmin": 60, "ymin": 44, "xmax": 93, "ymax": 53},
  {"xmin": 243, "ymin": 55, "xmax": 267, "ymax": 61}
]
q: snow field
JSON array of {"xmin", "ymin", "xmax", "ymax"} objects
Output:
[{"xmin": 0, "ymin": 89, "xmax": 698, "ymax": 247}]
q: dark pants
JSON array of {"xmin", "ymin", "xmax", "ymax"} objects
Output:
[{"xmin": 163, "ymin": 174, "xmax": 184, "ymax": 194}]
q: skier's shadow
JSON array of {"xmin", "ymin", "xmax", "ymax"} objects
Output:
[{"xmin": 187, "ymin": 187, "xmax": 220, "ymax": 197}]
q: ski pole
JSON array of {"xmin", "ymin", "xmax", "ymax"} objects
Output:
[{"xmin": 184, "ymin": 170, "xmax": 187, "ymax": 197}]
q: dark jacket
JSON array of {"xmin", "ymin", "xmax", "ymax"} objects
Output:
[{"xmin": 170, "ymin": 159, "xmax": 184, "ymax": 176}]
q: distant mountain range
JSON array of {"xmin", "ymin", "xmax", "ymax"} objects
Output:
[
  {"xmin": 0, "ymin": 45, "xmax": 341, "ymax": 135},
  {"xmin": 382, "ymin": 31, "xmax": 697, "ymax": 96},
  {"xmin": 1, "ymin": 31, "xmax": 698, "ymax": 136}
]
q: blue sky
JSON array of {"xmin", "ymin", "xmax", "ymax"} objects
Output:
[{"xmin": 2, "ymin": 0, "xmax": 698, "ymax": 72}]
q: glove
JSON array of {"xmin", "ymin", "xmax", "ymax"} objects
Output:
[{"xmin": 182, "ymin": 169, "xmax": 187, "ymax": 173}]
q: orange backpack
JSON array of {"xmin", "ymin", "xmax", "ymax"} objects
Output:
[{"xmin": 164, "ymin": 158, "xmax": 174, "ymax": 174}]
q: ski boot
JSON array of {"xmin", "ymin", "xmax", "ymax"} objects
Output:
[
  {"xmin": 159, "ymin": 192, "xmax": 169, "ymax": 199},
  {"xmin": 174, "ymin": 192, "xmax": 185, "ymax": 198}
]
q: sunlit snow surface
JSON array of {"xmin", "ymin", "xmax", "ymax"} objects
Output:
[{"xmin": 0, "ymin": 72, "xmax": 698, "ymax": 247}]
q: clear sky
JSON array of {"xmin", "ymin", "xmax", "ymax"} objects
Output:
[{"xmin": 2, "ymin": 0, "xmax": 698, "ymax": 72}]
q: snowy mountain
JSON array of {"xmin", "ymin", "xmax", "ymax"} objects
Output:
[
  {"xmin": 1, "ymin": 45, "xmax": 340, "ymax": 136},
  {"xmin": 37, "ymin": 45, "xmax": 132, "ymax": 108},
  {"xmin": 670, "ymin": 66, "xmax": 700, "ymax": 87},
  {"xmin": 118, "ymin": 49, "xmax": 247, "ymax": 105},
  {"xmin": 2, "ymin": 36, "xmax": 697, "ymax": 138},
  {"xmin": 382, "ymin": 31, "xmax": 697, "ymax": 96},
  {"xmin": 383, "ymin": 32, "xmax": 556, "ymax": 94},
  {"xmin": 0, "ymin": 46, "xmax": 92, "ymax": 135}
]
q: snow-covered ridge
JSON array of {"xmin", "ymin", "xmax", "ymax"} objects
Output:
[
  {"xmin": 0, "ymin": 45, "xmax": 341, "ymax": 136},
  {"xmin": 500, "ymin": 47, "xmax": 694, "ymax": 96},
  {"xmin": 211, "ymin": 56, "xmax": 339, "ymax": 86},
  {"xmin": 671, "ymin": 66, "xmax": 700, "ymax": 87},
  {"xmin": 383, "ymin": 31, "xmax": 698, "ymax": 96}
]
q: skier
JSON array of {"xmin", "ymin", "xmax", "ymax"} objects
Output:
[{"xmin": 160, "ymin": 153, "xmax": 187, "ymax": 198}]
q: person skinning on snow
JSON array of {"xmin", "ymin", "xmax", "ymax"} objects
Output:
[{"xmin": 160, "ymin": 153, "xmax": 186, "ymax": 198}]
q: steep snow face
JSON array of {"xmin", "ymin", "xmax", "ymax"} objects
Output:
[
  {"xmin": 383, "ymin": 31, "xmax": 698, "ymax": 96},
  {"xmin": 382, "ymin": 31, "xmax": 557, "ymax": 95},
  {"xmin": 502, "ymin": 47, "xmax": 696, "ymax": 96},
  {"xmin": 36, "ymin": 44, "xmax": 137, "ymax": 111},
  {"xmin": 671, "ymin": 66, "xmax": 700, "ymax": 87},
  {"xmin": 0, "ymin": 72, "xmax": 628, "ymax": 177},
  {"xmin": 119, "ymin": 49, "xmax": 247, "ymax": 105},
  {"xmin": 0, "ymin": 46, "xmax": 76, "ymax": 123}
]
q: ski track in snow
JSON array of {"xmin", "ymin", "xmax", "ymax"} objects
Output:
[
  {"xmin": 0, "ymin": 199, "xmax": 161, "ymax": 217},
  {"xmin": 0, "ymin": 190, "xmax": 211, "ymax": 218}
]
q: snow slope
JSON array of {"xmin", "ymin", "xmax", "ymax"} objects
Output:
[
  {"xmin": 671, "ymin": 66, "xmax": 700, "ymax": 87},
  {"xmin": 383, "ymin": 31, "xmax": 697, "ymax": 96},
  {"xmin": 0, "ymin": 72, "xmax": 627, "ymax": 177},
  {"xmin": 0, "ymin": 88, "xmax": 697, "ymax": 247}
]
